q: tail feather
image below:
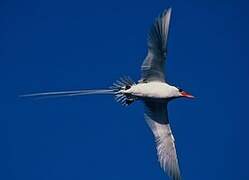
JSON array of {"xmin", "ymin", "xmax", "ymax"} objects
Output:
[
  {"xmin": 20, "ymin": 89, "xmax": 114, "ymax": 99},
  {"xmin": 20, "ymin": 76, "xmax": 136, "ymax": 105},
  {"xmin": 110, "ymin": 76, "xmax": 136, "ymax": 106}
]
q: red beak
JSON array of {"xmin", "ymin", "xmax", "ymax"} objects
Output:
[{"xmin": 180, "ymin": 91, "xmax": 194, "ymax": 98}]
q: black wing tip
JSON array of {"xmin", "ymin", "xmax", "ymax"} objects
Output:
[
  {"xmin": 150, "ymin": 7, "xmax": 172, "ymax": 40},
  {"xmin": 160, "ymin": 7, "xmax": 172, "ymax": 19}
]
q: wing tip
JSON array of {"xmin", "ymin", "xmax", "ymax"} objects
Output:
[{"xmin": 161, "ymin": 7, "xmax": 172, "ymax": 17}]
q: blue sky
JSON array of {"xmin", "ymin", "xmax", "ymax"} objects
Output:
[{"xmin": 2, "ymin": 0, "xmax": 249, "ymax": 179}]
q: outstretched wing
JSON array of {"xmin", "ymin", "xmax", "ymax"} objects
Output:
[
  {"xmin": 144, "ymin": 101, "xmax": 181, "ymax": 180},
  {"xmin": 141, "ymin": 8, "xmax": 171, "ymax": 82}
]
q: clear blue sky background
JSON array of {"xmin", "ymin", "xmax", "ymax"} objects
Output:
[{"xmin": 2, "ymin": 0, "xmax": 249, "ymax": 179}]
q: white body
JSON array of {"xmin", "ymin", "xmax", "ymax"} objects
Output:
[
  {"xmin": 124, "ymin": 82, "xmax": 179, "ymax": 99},
  {"xmin": 23, "ymin": 9, "xmax": 187, "ymax": 180}
]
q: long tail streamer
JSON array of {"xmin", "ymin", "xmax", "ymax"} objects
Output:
[
  {"xmin": 20, "ymin": 76, "xmax": 136, "ymax": 103},
  {"xmin": 20, "ymin": 89, "xmax": 114, "ymax": 99}
]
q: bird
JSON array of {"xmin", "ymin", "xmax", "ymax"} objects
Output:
[{"xmin": 21, "ymin": 8, "xmax": 194, "ymax": 180}]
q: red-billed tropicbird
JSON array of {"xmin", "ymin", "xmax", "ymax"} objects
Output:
[{"xmin": 22, "ymin": 8, "xmax": 194, "ymax": 180}]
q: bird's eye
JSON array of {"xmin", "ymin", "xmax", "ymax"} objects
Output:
[{"xmin": 178, "ymin": 88, "xmax": 183, "ymax": 92}]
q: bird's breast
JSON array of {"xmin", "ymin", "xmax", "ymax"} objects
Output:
[{"xmin": 129, "ymin": 82, "xmax": 173, "ymax": 99}]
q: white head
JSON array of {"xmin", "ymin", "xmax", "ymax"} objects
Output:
[{"xmin": 169, "ymin": 85, "xmax": 194, "ymax": 99}]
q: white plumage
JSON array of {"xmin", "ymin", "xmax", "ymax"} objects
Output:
[{"xmin": 22, "ymin": 8, "xmax": 194, "ymax": 180}]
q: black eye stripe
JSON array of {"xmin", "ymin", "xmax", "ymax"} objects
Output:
[{"xmin": 178, "ymin": 88, "xmax": 183, "ymax": 92}]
